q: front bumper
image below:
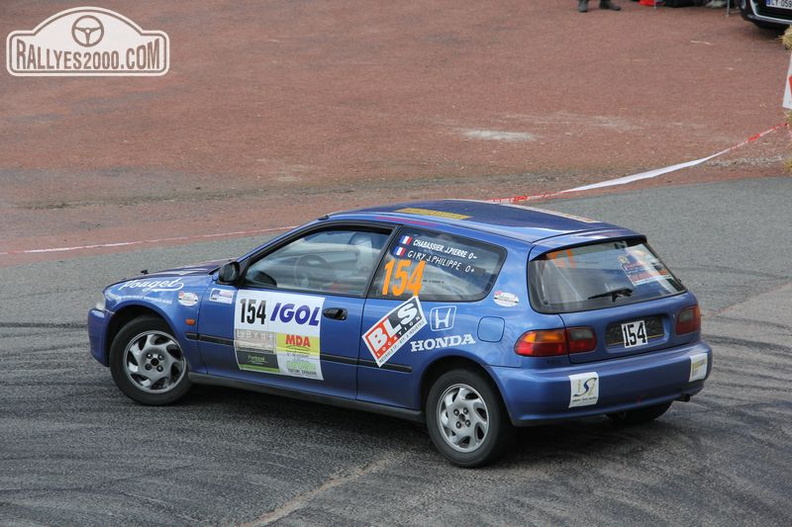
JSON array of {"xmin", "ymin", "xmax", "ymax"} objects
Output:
[
  {"xmin": 740, "ymin": 1, "xmax": 792, "ymax": 27},
  {"xmin": 491, "ymin": 341, "xmax": 712, "ymax": 426},
  {"xmin": 88, "ymin": 308, "xmax": 109, "ymax": 366}
]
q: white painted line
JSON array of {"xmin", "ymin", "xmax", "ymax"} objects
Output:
[{"xmin": 0, "ymin": 226, "xmax": 294, "ymax": 257}]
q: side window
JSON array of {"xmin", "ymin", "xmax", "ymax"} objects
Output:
[
  {"xmin": 370, "ymin": 229, "xmax": 504, "ymax": 302},
  {"xmin": 243, "ymin": 229, "xmax": 390, "ymax": 296}
]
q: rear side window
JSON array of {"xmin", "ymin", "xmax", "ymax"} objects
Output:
[
  {"xmin": 529, "ymin": 240, "xmax": 685, "ymax": 313},
  {"xmin": 370, "ymin": 229, "xmax": 505, "ymax": 302}
]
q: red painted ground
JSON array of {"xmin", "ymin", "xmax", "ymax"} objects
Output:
[{"xmin": 1, "ymin": 0, "xmax": 789, "ymax": 265}]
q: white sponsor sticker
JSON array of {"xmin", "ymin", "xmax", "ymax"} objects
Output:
[
  {"xmin": 785, "ymin": 53, "xmax": 792, "ymax": 109},
  {"xmin": 209, "ymin": 288, "xmax": 234, "ymax": 304},
  {"xmin": 233, "ymin": 291, "xmax": 324, "ymax": 380},
  {"xmin": 177, "ymin": 291, "xmax": 199, "ymax": 307},
  {"xmin": 689, "ymin": 353, "xmax": 708, "ymax": 382},
  {"xmin": 569, "ymin": 372, "xmax": 599, "ymax": 408},
  {"xmin": 362, "ymin": 297, "xmax": 427, "ymax": 367},
  {"xmin": 493, "ymin": 291, "xmax": 519, "ymax": 307}
]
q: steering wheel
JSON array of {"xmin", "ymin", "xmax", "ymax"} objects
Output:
[{"xmin": 294, "ymin": 254, "xmax": 334, "ymax": 289}]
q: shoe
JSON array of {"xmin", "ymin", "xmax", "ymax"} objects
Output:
[
  {"xmin": 600, "ymin": 0, "xmax": 622, "ymax": 9},
  {"xmin": 705, "ymin": 0, "xmax": 726, "ymax": 6},
  {"xmin": 579, "ymin": 0, "xmax": 589, "ymax": 12}
]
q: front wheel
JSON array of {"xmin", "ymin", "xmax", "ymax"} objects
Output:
[
  {"xmin": 426, "ymin": 369, "xmax": 511, "ymax": 467},
  {"xmin": 109, "ymin": 316, "xmax": 192, "ymax": 405},
  {"xmin": 607, "ymin": 401, "xmax": 672, "ymax": 425}
]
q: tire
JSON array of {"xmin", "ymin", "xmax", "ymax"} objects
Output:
[
  {"xmin": 607, "ymin": 401, "xmax": 672, "ymax": 425},
  {"xmin": 425, "ymin": 369, "xmax": 511, "ymax": 468},
  {"xmin": 109, "ymin": 316, "xmax": 192, "ymax": 405}
]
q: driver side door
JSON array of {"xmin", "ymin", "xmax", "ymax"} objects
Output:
[{"xmin": 196, "ymin": 226, "xmax": 391, "ymax": 401}]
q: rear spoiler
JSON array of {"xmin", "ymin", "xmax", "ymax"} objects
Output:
[{"xmin": 528, "ymin": 229, "xmax": 646, "ymax": 260}]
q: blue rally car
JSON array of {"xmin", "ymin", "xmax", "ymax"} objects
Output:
[{"xmin": 88, "ymin": 200, "xmax": 711, "ymax": 467}]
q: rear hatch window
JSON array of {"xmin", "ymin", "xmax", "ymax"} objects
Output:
[{"xmin": 528, "ymin": 239, "xmax": 685, "ymax": 314}]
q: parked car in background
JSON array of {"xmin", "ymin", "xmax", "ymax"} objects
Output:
[
  {"xmin": 88, "ymin": 200, "xmax": 712, "ymax": 467},
  {"xmin": 738, "ymin": 0, "xmax": 792, "ymax": 29}
]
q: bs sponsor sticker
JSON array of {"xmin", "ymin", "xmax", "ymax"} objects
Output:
[
  {"xmin": 569, "ymin": 372, "xmax": 599, "ymax": 408},
  {"xmin": 363, "ymin": 296, "xmax": 427, "ymax": 367},
  {"xmin": 7, "ymin": 6, "xmax": 169, "ymax": 76}
]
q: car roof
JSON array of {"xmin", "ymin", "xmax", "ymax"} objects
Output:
[{"xmin": 326, "ymin": 199, "xmax": 634, "ymax": 244}]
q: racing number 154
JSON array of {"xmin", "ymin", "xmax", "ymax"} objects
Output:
[
  {"xmin": 381, "ymin": 259, "xmax": 425, "ymax": 297},
  {"xmin": 239, "ymin": 297, "xmax": 266, "ymax": 324}
]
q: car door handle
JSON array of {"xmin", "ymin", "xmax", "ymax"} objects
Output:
[{"xmin": 322, "ymin": 307, "xmax": 347, "ymax": 321}]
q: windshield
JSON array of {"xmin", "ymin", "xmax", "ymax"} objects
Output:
[{"xmin": 528, "ymin": 240, "xmax": 685, "ymax": 314}]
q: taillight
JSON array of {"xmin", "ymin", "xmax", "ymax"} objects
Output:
[
  {"xmin": 515, "ymin": 327, "xmax": 597, "ymax": 357},
  {"xmin": 566, "ymin": 327, "xmax": 597, "ymax": 354},
  {"xmin": 515, "ymin": 329, "xmax": 566, "ymax": 357},
  {"xmin": 676, "ymin": 305, "xmax": 701, "ymax": 335}
]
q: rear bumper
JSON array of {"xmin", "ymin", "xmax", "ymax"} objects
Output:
[{"xmin": 491, "ymin": 341, "xmax": 712, "ymax": 426}]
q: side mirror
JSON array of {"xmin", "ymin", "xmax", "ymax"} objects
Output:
[{"xmin": 217, "ymin": 261, "xmax": 240, "ymax": 284}]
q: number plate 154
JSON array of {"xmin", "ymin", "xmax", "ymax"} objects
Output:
[{"xmin": 621, "ymin": 320, "xmax": 648, "ymax": 348}]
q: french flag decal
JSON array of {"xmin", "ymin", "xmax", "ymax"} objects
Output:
[
  {"xmin": 394, "ymin": 246, "xmax": 407, "ymax": 257},
  {"xmin": 400, "ymin": 235, "xmax": 414, "ymax": 245}
]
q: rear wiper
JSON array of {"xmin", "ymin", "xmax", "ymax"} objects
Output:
[{"xmin": 588, "ymin": 288, "xmax": 633, "ymax": 301}]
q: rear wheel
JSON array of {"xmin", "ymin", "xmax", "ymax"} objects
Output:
[
  {"xmin": 426, "ymin": 369, "xmax": 511, "ymax": 467},
  {"xmin": 608, "ymin": 401, "xmax": 672, "ymax": 425},
  {"xmin": 109, "ymin": 316, "xmax": 192, "ymax": 405}
]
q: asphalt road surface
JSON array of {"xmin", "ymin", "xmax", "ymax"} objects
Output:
[{"xmin": 1, "ymin": 177, "xmax": 790, "ymax": 526}]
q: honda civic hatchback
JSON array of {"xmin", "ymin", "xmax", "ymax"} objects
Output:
[{"xmin": 88, "ymin": 200, "xmax": 711, "ymax": 467}]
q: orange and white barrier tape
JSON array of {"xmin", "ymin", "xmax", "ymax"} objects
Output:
[
  {"xmin": 1, "ymin": 122, "xmax": 786, "ymax": 258},
  {"xmin": 490, "ymin": 121, "xmax": 787, "ymax": 204}
]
